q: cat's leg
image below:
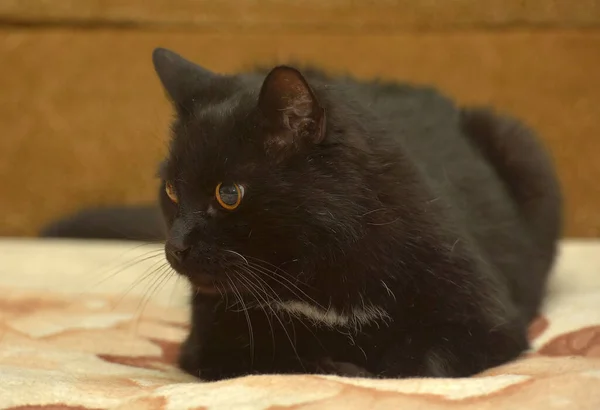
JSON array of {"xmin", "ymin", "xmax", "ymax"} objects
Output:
[
  {"xmin": 178, "ymin": 310, "xmax": 265, "ymax": 380},
  {"xmin": 177, "ymin": 296, "xmax": 281, "ymax": 380},
  {"xmin": 197, "ymin": 354, "xmax": 351, "ymax": 381},
  {"xmin": 177, "ymin": 294, "xmax": 219, "ymax": 378},
  {"xmin": 313, "ymin": 358, "xmax": 373, "ymax": 377},
  {"xmin": 179, "ymin": 295, "xmax": 327, "ymax": 380}
]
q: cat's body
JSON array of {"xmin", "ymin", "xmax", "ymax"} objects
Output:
[{"xmin": 43, "ymin": 49, "xmax": 562, "ymax": 380}]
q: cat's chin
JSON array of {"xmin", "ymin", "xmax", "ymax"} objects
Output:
[
  {"xmin": 182, "ymin": 272, "xmax": 235, "ymax": 296},
  {"xmin": 183, "ymin": 275, "xmax": 223, "ymax": 295},
  {"xmin": 172, "ymin": 268, "xmax": 225, "ymax": 295},
  {"xmin": 189, "ymin": 277, "xmax": 249, "ymax": 296},
  {"xmin": 193, "ymin": 283, "xmax": 223, "ymax": 295},
  {"xmin": 172, "ymin": 265, "xmax": 255, "ymax": 296}
]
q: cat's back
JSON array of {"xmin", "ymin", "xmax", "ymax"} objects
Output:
[{"xmin": 322, "ymin": 73, "xmax": 561, "ymax": 322}]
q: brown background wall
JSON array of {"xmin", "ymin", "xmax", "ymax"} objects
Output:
[{"xmin": 1, "ymin": 1, "xmax": 599, "ymax": 237}]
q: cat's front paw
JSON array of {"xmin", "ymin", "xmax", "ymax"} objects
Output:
[
  {"xmin": 313, "ymin": 358, "xmax": 373, "ymax": 377},
  {"xmin": 197, "ymin": 366, "xmax": 243, "ymax": 382},
  {"xmin": 177, "ymin": 335, "xmax": 203, "ymax": 378}
]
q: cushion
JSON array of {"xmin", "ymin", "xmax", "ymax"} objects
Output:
[{"xmin": 0, "ymin": 238, "xmax": 599, "ymax": 409}]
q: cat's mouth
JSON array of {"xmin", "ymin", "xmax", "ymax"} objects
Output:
[
  {"xmin": 172, "ymin": 266, "xmax": 243, "ymax": 296},
  {"xmin": 177, "ymin": 270, "xmax": 226, "ymax": 295},
  {"xmin": 165, "ymin": 249, "xmax": 257, "ymax": 295},
  {"xmin": 195, "ymin": 275, "xmax": 240, "ymax": 295},
  {"xmin": 193, "ymin": 281, "xmax": 225, "ymax": 295}
]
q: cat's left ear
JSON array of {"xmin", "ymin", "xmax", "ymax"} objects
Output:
[
  {"xmin": 152, "ymin": 48, "xmax": 215, "ymax": 115},
  {"xmin": 258, "ymin": 66, "xmax": 326, "ymax": 148}
]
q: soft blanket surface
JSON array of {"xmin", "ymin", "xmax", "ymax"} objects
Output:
[{"xmin": 0, "ymin": 238, "xmax": 599, "ymax": 409}]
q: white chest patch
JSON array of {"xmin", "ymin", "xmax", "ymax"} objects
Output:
[{"xmin": 270, "ymin": 300, "xmax": 391, "ymax": 331}]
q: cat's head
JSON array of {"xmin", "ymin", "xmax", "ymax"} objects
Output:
[{"xmin": 152, "ymin": 48, "xmax": 385, "ymax": 301}]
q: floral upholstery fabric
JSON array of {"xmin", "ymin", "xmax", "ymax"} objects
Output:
[{"xmin": 0, "ymin": 239, "xmax": 599, "ymax": 409}]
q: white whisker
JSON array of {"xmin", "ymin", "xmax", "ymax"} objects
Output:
[{"xmin": 224, "ymin": 249, "xmax": 249, "ymax": 265}]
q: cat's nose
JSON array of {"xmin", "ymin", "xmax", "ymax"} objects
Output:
[
  {"xmin": 169, "ymin": 244, "xmax": 190, "ymax": 263},
  {"xmin": 167, "ymin": 218, "xmax": 194, "ymax": 263},
  {"xmin": 166, "ymin": 238, "xmax": 191, "ymax": 263}
]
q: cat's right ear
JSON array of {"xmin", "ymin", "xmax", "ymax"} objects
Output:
[
  {"xmin": 257, "ymin": 66, "xmax": 326, "ymax": 152},
  {"xmin": 152, "ymin": 48, "xmax": 215, "ymax": 115}
]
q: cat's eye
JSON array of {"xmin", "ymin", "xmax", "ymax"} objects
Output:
[
  {"xmin": 215, "ymin": 182, "xmax": 244, "ymax": 210},
  {"xmin": 165, "ymin": 182, "xmax": 178, "ymax": 203}
]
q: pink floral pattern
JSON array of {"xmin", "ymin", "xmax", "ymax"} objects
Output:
[{"xmin": 1, "ymin": 239, "xmax": 599, "ymax": 409}]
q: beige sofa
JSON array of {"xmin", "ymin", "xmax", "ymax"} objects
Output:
[{"xmin": 0, "ymin": 238, "xmax": 599, "ymax": 409}]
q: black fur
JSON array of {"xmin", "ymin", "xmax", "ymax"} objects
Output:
[
  {"xmin": 43, "ymin": 48, "xmax": 562, "ymax": 380},
  {"xmin": 41, "ymin": 205, "xmax": 164, "ymax": 241}
]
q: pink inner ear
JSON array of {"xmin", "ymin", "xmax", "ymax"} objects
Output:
[
  {"xmin": 258, "ymin": 66, "xmax": 325, "ymax": 146},
  {"xmin": 260, "ymin": 66, "xmax": 316, "ymax": 113}
]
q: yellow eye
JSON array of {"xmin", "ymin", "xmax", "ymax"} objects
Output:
[
  {"xmin": 215, "ymin": 182, "xmax": 243, "ymax": 210},
  {"xmin": 165, "ymin": 182, "xmax": 178, "ymax": 203}
]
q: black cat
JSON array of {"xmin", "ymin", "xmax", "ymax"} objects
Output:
[{"xmin": 42, "ymin": 48, "xmax": 562, "ymax": 380}]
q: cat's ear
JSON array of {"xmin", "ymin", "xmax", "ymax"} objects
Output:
[
  {"xmin": 258, "ymin": 66, "xmax": 326, "ymax": 148},
  {"xmin": 152, "ymin": 48, "xmax": 215, "ymax": 114}
]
